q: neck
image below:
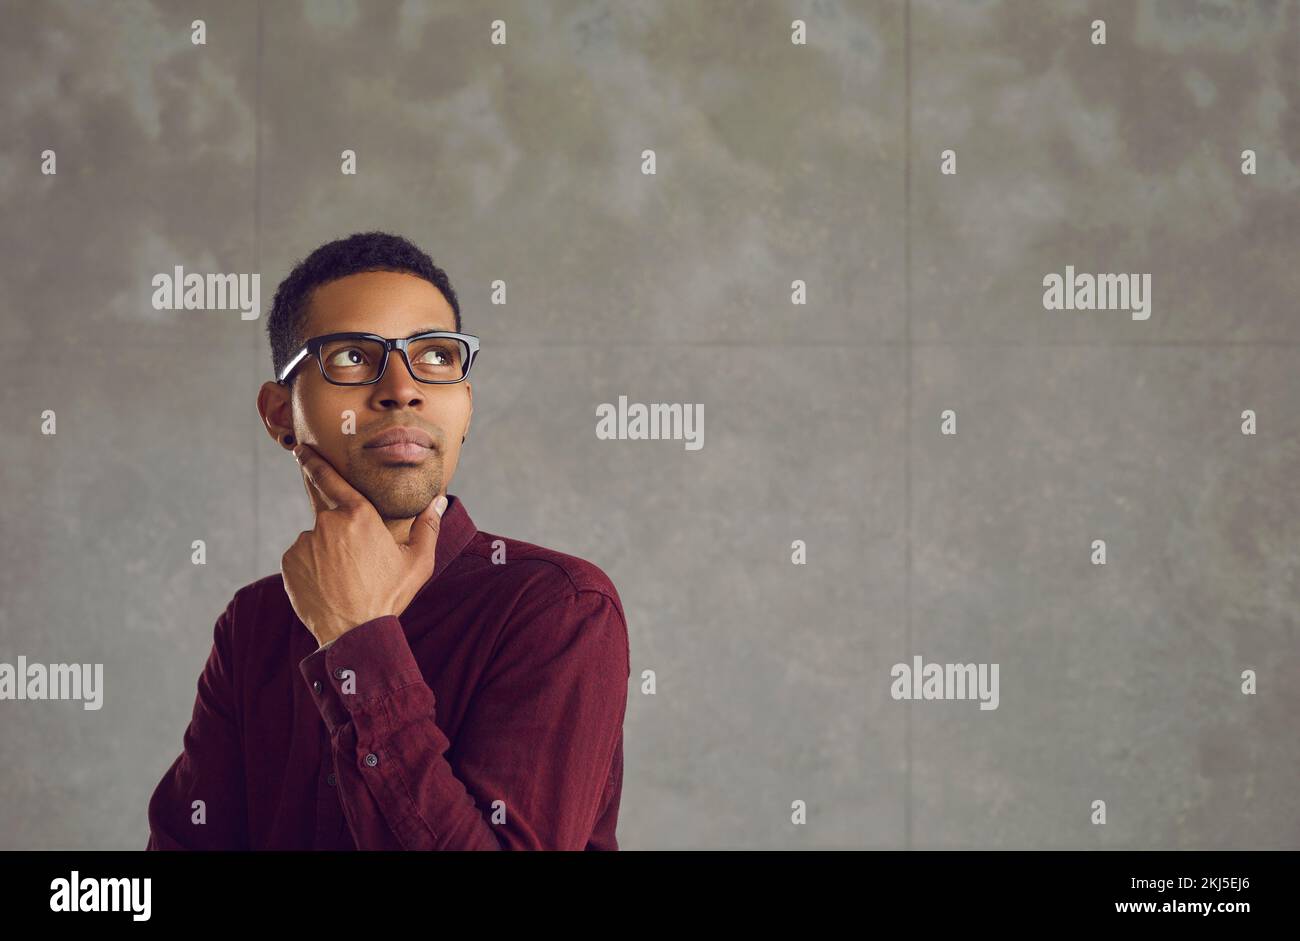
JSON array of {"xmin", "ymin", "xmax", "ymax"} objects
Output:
[
  {"xmin": 383, "ymin": 493, "xmax": 449, "ymax": 545},
  {"xmin": 385, "ymin": 517, "xmax": 416, "ymax": 544}
]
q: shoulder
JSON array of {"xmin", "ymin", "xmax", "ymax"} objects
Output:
[
  {"xmin": 209, "ymin": 572, "xmax": 296, "ymax": 656},
  {"xmin": 463, "ymin": 530, "xmax": 629, "ymax": 676},
  {"xmin": 463, "ymin": 528, "xmax": 625, "ymax": 616},
  {"xmin": 229, "ymin": 571, "xmax": 295, "ymax": 619}
]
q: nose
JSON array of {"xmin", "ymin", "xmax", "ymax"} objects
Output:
[{"xmin": 370, "ymin": 350, "xmax": 426, "ymax": 408}]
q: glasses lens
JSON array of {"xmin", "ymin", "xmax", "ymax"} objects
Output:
[
  {"xmin": 406, "ymin": 336, "xmax": 469, "ymax": 382},
  {"xmin": 318, "ymin": 337, "xmax": 386, "ymax": 384}
]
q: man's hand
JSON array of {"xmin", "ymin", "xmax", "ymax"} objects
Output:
[{"xmin": 281, "ymin": 443, "xmax": 445, "ymax": 648}]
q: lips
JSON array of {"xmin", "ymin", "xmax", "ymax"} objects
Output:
[{"xmin": 364, "ymin": 427, "xmax": 435, "ymax": 450}]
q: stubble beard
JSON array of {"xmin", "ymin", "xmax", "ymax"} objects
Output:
[{"xmin": 347, "ymin": 454, "xmax": 443, "ymax": 520}]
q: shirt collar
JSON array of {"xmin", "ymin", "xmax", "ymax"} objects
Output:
[{"xmin": 416, "ymin": 492, "xmax": 476, "ymax": 597}]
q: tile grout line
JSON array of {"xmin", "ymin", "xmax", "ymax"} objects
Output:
[
  {"xmin": 253, "ymin": 0, "xmax": 263, "ymax": 584},
  {"xmin": 78, "ymin": 336, "xmax": 1300, "ymax": 350},
  {"xmin": 903, "ymin": 0, "xmax": 913, "ymax": 853}
]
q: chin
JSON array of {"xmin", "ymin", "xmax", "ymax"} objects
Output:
[
  {"xmin": 353, "ymin": 471, "xmax": 439, "ymax": 517},
  {"xmin": 369, "ymin": 497, "xmax": 426, "ymax": 519},
  {"xmin": 373, "ymin": 492, "xmax": 440, "ymax": 520}
]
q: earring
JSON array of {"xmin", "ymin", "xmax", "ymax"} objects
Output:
[{"xmin": 283, "ymin": 434, "xmax": 296, "ymax": 446}]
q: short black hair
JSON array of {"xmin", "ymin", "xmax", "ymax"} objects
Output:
[{"xmin": 265, "ymin": 231, "xmax": 461, "ymax": 380}]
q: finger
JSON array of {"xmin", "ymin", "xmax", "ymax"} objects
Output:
[
  {"xmin": 294, "ymin": 444, "xmax": 365, "ymax": 511},
  {"xmin": 299, "ymin": 462, "xmax": 330, "ymax": 514},
  {"xmin": 403, "ymin": 495, "xmax": 444, "ymax": 558}
]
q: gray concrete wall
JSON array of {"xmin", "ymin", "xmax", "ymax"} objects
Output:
[{"xmin": 0, "ymin": 0, "xmax": 1296, "ymax": 849}]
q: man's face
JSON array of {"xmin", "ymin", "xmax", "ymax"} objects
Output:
[{"xmin": 258, "ymin": 270, "xmax": 472, "ymax": 521}]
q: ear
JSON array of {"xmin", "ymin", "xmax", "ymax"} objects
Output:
[{"xmin": 257, "ymin": 381, "xmax": 295, "ymax": 449}]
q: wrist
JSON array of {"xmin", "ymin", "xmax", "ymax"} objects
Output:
[
  {"xmin": 314, "ymin": 613, "xmax": 389, "ymax": 649},
  {"xmin": 313, "ymin": 623, "xmax": 350, "ymax": 649}
]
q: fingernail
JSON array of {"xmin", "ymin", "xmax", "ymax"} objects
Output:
[
  {"xmin": 434, "ymin": 495, "xmax": 448, "ymax": 516},
  {"xmin": 292, "ymin": 446, "xmax": 303, "ymax": 463}
]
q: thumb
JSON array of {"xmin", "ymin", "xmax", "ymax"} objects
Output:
[{"xmin": 404, "ymin": 493, "xmax": 447, "ymax": 556}]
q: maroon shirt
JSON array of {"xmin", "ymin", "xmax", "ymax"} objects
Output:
[{"xmin": 146, "ymin": 494, "xmax": 630, "ymax": 850}]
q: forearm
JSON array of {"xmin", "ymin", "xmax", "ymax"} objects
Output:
[
  {"xmin": 302, "ymin": 616, "xmax": 503, "ymax": 850},
  {"xmin": 300, "ymin": 593, "xmax": 628, "ymax": 852},
  {"xmin": 325, "ymin": 677, "xmax": 504, "ymax": 850}
]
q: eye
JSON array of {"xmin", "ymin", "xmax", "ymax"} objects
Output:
[
  {"xmin": 417, "ymin": 347, "xmax": 449, "ymax": 365},
  {"xmin": 328, "ymin": 347, "xmax": 368, "ymax": 367}
]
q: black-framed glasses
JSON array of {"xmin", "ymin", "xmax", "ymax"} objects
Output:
[{"xmin": 277, "ymin": 331, "xmax": 480, "ymax": 386}]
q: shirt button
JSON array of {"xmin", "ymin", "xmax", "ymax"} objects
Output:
[
  {"xmin": 312, "ymin": 680, "xmax": 322, "ymax": 694},
  {"xmin": 326, "ymin": 772, "xmax": 337, "ymax": 786},
  {"xmin": 364, "ymin": 753, "xmax": 378, "ymax": 768}
]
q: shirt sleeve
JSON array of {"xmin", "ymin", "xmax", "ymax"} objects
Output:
[
  {"xmin": 145, "ymin": 597, "xmax": 249, "ymax": 850},
  {"xmin": 297, "ymin": 588, "xmax": 630, "ymax": 850}
]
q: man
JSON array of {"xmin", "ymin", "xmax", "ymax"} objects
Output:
[{"xmin": 146, "ymin": 231, "xmax": 630, "ymax": 850}]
